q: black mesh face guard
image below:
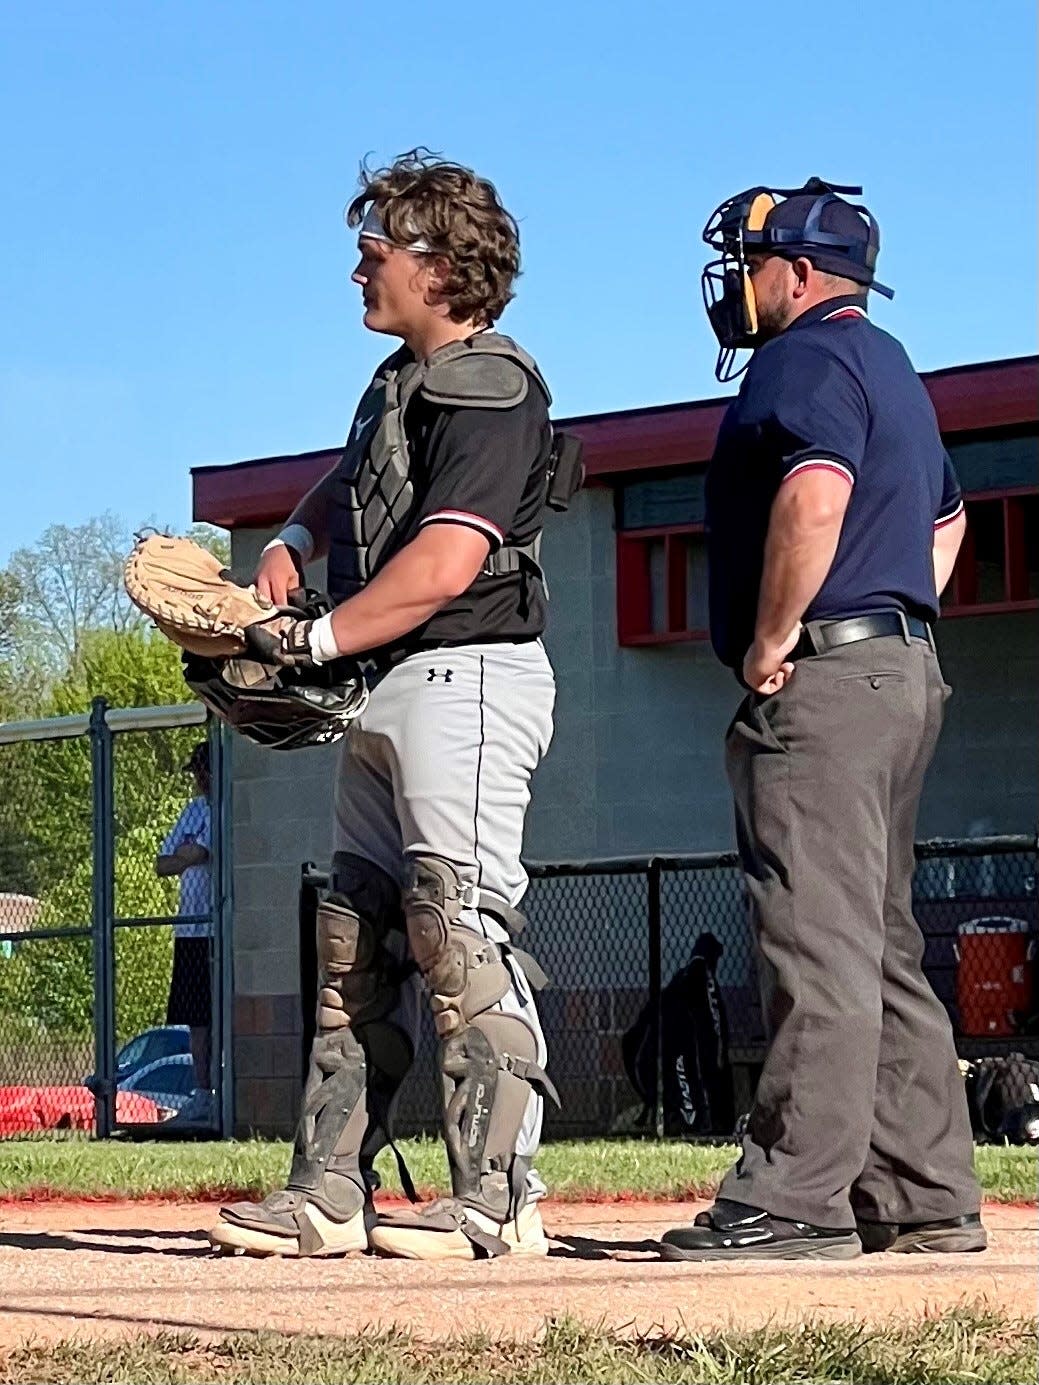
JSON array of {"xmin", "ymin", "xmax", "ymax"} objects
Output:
[
  {"xmin": 700, "ymin": 187, "xmax": 775, "ymax": 381},
  {"xmin": 182, "ymin": 654, "xmax": 369, "ymax": 751},
  {"xmin": 701, "ymin": 255, "xmax": 756, "ymax": 383}
]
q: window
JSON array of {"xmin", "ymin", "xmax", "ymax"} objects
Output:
[
  {"xmin": 616, "ymin": 475, "xmax": 712, "ymax": 645},
  {"xmin": 613, "ymin": 431, "xmax": 1038, "ymax": 644},
  {"xmin": 617, "ymin": 525, "xmax": 710, "ymax": 645},
  {"xmin": 943, "ymin": 491, "xmax": 1039, "ymax": 615}
]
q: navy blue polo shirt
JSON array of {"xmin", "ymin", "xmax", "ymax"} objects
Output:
[{"xmin": 706, "ymin": 295, "xmax": 963, "ymax": 671}]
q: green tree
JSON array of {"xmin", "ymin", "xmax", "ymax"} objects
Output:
[
  {"xmin": 0, "ymin": 513, "xmax": 231, "ymax": 715},
  {"xmin": 0, "ymin": 627, "xmax": 212, "ymax": 1045},
  {"xmin": 0, "ymin": 515, "xmax": 230, "ymax": 1055}
]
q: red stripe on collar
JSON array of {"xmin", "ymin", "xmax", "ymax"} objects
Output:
[{"xmin": 821, "ymin": 306, "xmax": 868, "ymax": 321}]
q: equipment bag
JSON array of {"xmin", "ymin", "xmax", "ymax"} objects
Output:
[
  {"xmin": 964, "ymin": 1053, "xmax": 1039, "ymax": 1145},
  {"xmin": 621, "ymin": 932, "xmax": 736, "ymax": 1136}
]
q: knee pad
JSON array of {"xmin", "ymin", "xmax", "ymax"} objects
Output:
[
  {"xmin": 316, "ymin": 897, "xmax": 398, "ymax": 1031},
  {"xmin": 402, "ymin": 855, "xmax": 513, "ymax": 1038},
  {"xmin": 317, "ymin": 852, "xmax": 405, "ymax": 1031}
]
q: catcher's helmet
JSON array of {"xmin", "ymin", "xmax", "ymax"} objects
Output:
[
  {"xmin": 701, "ymin": 176, "xmax": 894, "ymax": 381},
  {"xmin": 183, "ymin": 652, "xmax": 368, "ymax": 751}
]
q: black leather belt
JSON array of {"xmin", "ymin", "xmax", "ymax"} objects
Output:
[{"xmin": 792, "ymin": 612, "xmax": 934, "ymax": 660}]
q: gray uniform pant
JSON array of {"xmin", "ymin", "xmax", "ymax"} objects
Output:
[
  {"xmin": 333, "ymin": 639, "xmax": 556, "ymax": 1192},
  {"xmin": 719, "ymin": 634, "xmax": 981, "ymax": 1229}
]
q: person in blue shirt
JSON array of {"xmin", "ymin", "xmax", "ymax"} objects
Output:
[
  {"xmin": 662, "ymin": 180, "xmax": 984, "ymax": 1261},
  {"xmin": 155, "ymin": 740, "xmax": 213, "ymax": 1122}
]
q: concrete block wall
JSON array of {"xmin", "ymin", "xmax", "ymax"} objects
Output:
[
  {"xmin": 528, "ymin": 487, "xmax": 737, "ymax": 860},
  {"xmin": 923, "ymin": 612, "xmax": 1039, "ymax": 837},
  {"xmin": 227, "ymin": 527, "xmax": 338, "ymax": 1135}
]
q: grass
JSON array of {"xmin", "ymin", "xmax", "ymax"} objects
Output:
[
  {"xmin": 1, "ymin": 1309, "xmax": 1034, "ymax": 1384},
  {"xmin": 0, "ymin": 1135, "xmax": 1034, "ymax": 1203}
]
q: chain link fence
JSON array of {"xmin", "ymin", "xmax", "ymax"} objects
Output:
[
  {"xmin": 0, "ymin": 701, "xmax": 229, "ymax": 1139},
  {"xmin": 301, "ymin": 835, "xmax": 1038, "ymax": 1142}
]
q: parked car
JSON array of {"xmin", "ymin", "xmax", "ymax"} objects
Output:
[
  {"xmin": 0, "ymin": 1083, "xmax": 161, "ymax": 1134},
  {"xmin": 119, "ymin": 1054, "xmax": 197, "ymax": 1118},
  {"xmin": 84, "ymin": 1025, "xmax": 191, "ymax": 1090}
]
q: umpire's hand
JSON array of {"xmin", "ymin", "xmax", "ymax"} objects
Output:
[{"xmin": 744, "ymin": 628, "xmax": 799, "ymax": 695}]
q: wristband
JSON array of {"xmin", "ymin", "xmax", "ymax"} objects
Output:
[
  {"xmin": 262, "ymin": 523, "xmax": 315, "ymax": 563},
  {"xmin": 307, "ymin": 612, "xmax": 341, "ymax": 665}
]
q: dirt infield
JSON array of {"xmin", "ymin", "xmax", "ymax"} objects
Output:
[{"xmin": 0, "ymin": 1198, "xmax": 1033, "ymax": 1348}]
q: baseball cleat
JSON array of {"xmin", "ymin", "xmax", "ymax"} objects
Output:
[
  {"xmin": 208, "ymin": 1190, "xmax": 369, "ymax": 1257},
  {"xmin": 368, "ymin": 1197, "xmax": 549, "ymax": 1261}
]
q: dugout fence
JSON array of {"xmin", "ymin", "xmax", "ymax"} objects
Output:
[{"xmin": 302, "ymin": 837, "xmax": 1039, "ymax": 1141}]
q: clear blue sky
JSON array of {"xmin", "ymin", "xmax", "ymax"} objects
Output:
[{"xmin": 1, "ymin": 1, "xmax": 1035, "ymax": 562}]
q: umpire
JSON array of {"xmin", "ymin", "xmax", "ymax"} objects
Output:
[{"xmin": 662, "ymin": 178, "xmax": 985, "ymax": 1261}]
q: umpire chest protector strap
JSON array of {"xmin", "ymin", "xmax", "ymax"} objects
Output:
[{"xmin": 326, "ymin": 333, "xmax": 552, "ymax": 603}]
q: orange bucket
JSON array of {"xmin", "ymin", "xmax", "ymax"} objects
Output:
[{"xmin": 956, "ymin": 917, "xmax": 1035, "ymax": 1037}]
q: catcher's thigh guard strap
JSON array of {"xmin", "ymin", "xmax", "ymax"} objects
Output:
[
  {"xmin": 289, "ymin": 857, "xmax": 413, "ymax": 1218},
  {"xmin": 403, "ymin": 855, "xmax": 559, "ymax": 1217}
]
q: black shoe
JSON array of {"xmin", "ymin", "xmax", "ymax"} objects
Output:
[
  {"xmin": 660, "ymin": 1199, "xmax": 861, "ymax": 1262},
  {"xmin": 856, "ymin": 1212, "xmax": 987, "ymax": 1254}
]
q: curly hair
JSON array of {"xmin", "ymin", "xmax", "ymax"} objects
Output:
[{"xmin": 346, "ymin": 148, "xmax": 521, "ymax": 325}]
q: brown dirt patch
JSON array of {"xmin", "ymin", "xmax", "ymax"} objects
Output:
[{"xmin": 0, "ymin": 1198, "xmax": 1033, "ymax": 1348}]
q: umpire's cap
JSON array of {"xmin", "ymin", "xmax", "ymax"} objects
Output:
[{"xmin": 763, "ymin": 191, "xmax": 882, "ymax": 288}]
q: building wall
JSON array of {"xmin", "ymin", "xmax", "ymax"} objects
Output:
[
  {"xmin": 530, "ymin": 487, "xmax": 1039, "ymax": 854},
  {"xmin": 225, "ymin": 496, "xmax": 1038, "ymax": 1132},
  {"xmin": 227, "ymin": 527, "xmax": 336, "ymax": 1134}
]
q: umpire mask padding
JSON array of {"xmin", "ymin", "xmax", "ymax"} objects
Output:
[{"xmin": 700, "ymin": 191, "xmax": 775, "ymax": 381}]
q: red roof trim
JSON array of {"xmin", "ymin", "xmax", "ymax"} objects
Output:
[{"xmin": 193, "ymin": 355, "xmax": 1038, "ymax": 529}]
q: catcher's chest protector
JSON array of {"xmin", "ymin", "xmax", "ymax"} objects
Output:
[{"xmin": 326, "ymin": 334, "xmax": 551, "ymax": 603}]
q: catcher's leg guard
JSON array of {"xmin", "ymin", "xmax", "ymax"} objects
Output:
[
  {"xmin": 211, "ymin": 855, "xmax": 411, "ymax": 1257},
  {"xmin": 369, "ymin": 855, "xmax": 558, "ymax": 1262}
]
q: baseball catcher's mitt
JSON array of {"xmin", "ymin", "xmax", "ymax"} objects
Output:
[{"xmin": 124, "ymin": 533, "xmax": 280, "ymax": 657}]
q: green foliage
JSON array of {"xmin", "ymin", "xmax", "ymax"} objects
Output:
[
  {"xmin": 0, "ymin": 627, "xmax": 206, "ymax": 1047},
  {"xmin": 187, "ymin": 522, "xmax": 231, "ymax": 568},
  {"xmin": 0, "ymin": 511, "xmax": 231, "ymax": 717},
  {"xmin": 0, "ymin": 513, "xmax": 228, "ymax": 1055}
]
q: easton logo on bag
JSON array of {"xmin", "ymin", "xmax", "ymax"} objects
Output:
[{"xmin": 621, "ymin": 932, "xmax": 736, "ymax": 1136}]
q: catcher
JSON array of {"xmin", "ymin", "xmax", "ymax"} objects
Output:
[{"xmin": 136, "ymin": 150, "xmax": 575, "ymax": 1262}]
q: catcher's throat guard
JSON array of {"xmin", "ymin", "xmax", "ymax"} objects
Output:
[
  {"xmin": 183, "ymin": 651, "xmax": 369, "ymax": 751},
  {"xmin": 701, "ymin": 176, "xmax": 894, "ymax": 382}
]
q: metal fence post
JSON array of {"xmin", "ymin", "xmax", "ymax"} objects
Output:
[
  {"xmin": 209, "ymin": 718, "xmax": 234, "ymax": 1138},
  {"xmin": 647, "ymin": 857, "xmax": 664, "ymax": 1139},
  {"xmin": 298, "ymin": 863, "xmax": 319, "ymax": 1083},
  {"xmin": 89, "ymin": 697, "xmax": 116, "ymax": 1139}
]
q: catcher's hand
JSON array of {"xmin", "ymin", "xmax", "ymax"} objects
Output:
[
  {"xmin": 244, "ymin": 614, "xmax": 319, "ymax": 668},
  {"xmin": 124, "ymin": 533, "xmax": 292, "ymax": 658}
]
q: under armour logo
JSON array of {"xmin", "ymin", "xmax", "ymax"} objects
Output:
[
  {"xmin": 426, "ymin": 668, "xmax": 453, "ymax": 683},
  {"xmin": 353, "ymin": 414, "xmax": 375, "ymax": 441}
]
